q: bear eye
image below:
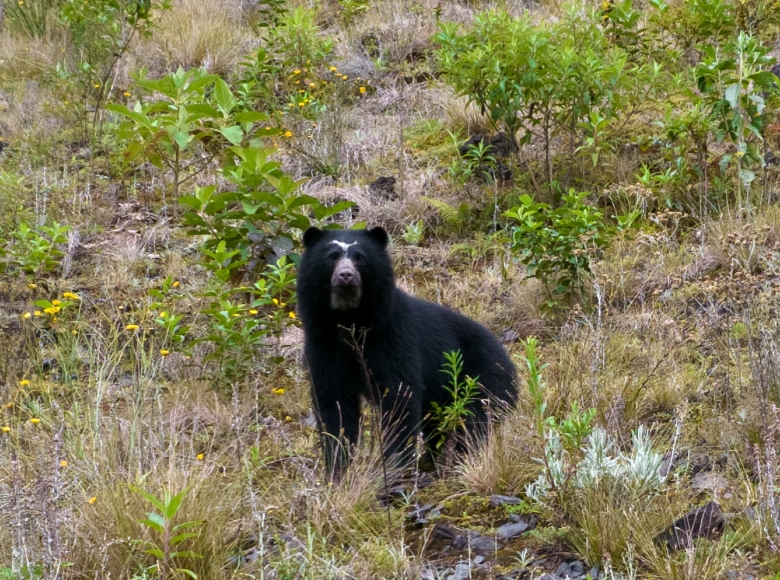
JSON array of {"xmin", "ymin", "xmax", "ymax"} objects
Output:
[
  {"xmin": 327, "ymin": 251, "xmax": 340, "ymax": 262},
  {"xmin": 352, "ymin": 252, "xmax": 365, "ymax": 262}
]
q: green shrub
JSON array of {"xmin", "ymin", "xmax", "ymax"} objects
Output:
[
  {"xmin": 434, "ymin": 4, "xmax": 668, "ymax": 187},
  {"xmin": 505, "ymin": 191, "xmax": 611, "ymax": 306},
  {"xmin": 107, "ymin": 67, "xmax": 269, "ymax": 213}
]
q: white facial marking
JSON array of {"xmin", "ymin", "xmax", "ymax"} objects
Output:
[{"xmin": 329, "ymin": 240, "xmax": 357, "ymax": 251}]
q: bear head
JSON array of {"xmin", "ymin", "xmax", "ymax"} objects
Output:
[{"xmin": 299, "ymin": 227, "xmax": 393, "ymax": 316}]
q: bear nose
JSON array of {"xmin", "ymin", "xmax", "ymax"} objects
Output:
[{"xmin": 338, "ymin": 269, "xmax": 354, "ymax": 283}]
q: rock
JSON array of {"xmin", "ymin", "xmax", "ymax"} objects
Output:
[
  {"xmin": 588, "ymin": 565, "xmax": 599, "ymax": 579},
  {"xmin": 459, "ymin": 132, "xmax": 516, "ymax": 158},
  {"xmin": 557, "ymin": 561, "xmax": 586, "ymax": 578},
  {"xmin": 691, "ymin": 472, "xmax": 729, "ymax": 495},
  {"xmin": 432, "ymin": 522, "xmax": 461, "ymax": 542},
  {"xmin": 474, "ymin": 555, "xmax": 485, "ymax": 564},
  {"xmin": 467, "ymin": 534, "xmax": 497, "ymax": 556},
  {"xmin": 657, "ymin": 501, "xmax": 725, "ymax": 551},
  {"xmin": 489, "ymin": 494, "xmax": 523, "ymax": 507},
  {"xmin": 568, "ymin": 560, "xmax": 585, "ymax": 578},
  {"xmin": 448, "ymin": 562, "xmax": 472, "ymax": 580},
  {"xmin": 496, "ymin": 520, "xmax": 529, "ymax": 539},
  {"xmin": 368, "ymin": 176, "xmax": 397, "ymax": 199}
]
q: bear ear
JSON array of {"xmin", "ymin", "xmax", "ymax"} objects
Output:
[
  {"xmin": 303, "ymin": 227, "xmax": 326, "ymax": 249},
  {"xmin": 365, "ymin": 227, "xmax": 388, "ymax": 247}
]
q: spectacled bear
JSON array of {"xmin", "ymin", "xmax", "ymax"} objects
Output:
[{"xmin": 297, "ymin": 226, "xmax": 517, "ymax": 476}]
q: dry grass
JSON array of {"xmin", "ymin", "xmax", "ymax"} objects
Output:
[
  {"xmin": 0, "ymin": 28, "xmax": 67, "ymax": 80},
  {"xmin": 131, "ymin": 0, "xmax": 254, "ymax": 76},
  {"xmin": 456, "ymin": 406, "xmax": 540, "ymax": 495}
]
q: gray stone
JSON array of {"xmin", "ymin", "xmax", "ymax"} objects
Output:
[
  {"xmin": 474, "ymin": 555, "xmax": 485, "ymax": 564},
  {"xmin": 496, "ymin": 520, "xmax": 529, "ymax": 539},
  {"xmin": 555, "ymin": 562, "xmax": 571, "ymax": 577},
  {"xmin": 691, "ymin": 472, "xmax": 729, "ymax": 494},
  {"xmin": 448, "ymin": 562, "xmax": 472, "ymax": 580},
  {"xmin": 468, "ymin": 534, "xmax": 497, "ymax": 556},
  {"xmin": 588, "ymin": 566, "xmax": 599, "ymax": 579},
  {"xmin": 489, "ymin": 494, "xmax": 523, "ymax": 507},
  {"xmin": 568, "ymin": 560, "xmax": 585, "ymax": 578}
]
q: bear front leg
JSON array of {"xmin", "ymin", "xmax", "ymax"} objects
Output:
[
  {"xmin": 376, "ymin": 386, "xmax": 423, "ymax": 470},
  {"xmin": 306, "ymin": 346, "xmax": 363, "ymax": 479},
  {"xmin": 314, "ymin": 392, "xmax": 361, "ymax": 479}
]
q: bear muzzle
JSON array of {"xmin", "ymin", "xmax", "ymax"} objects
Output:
[{"xmin": 331, "ymin": 258, "xmax": 362, "ymax": 310}]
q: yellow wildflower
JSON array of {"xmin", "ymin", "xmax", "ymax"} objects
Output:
[
  {"xmin": 285, "ymin": 416, "xmax": 293, "ymax": 422},
  {"xmin": 359, "ymin": 86, "xmax": 366, "ymax": 94},
  {"xmin": 272, "ymin": 298, "xmax": 279, "ymax": 305},
  {"xmin": 30, "ymin": 418, "xmax": 40, "ymax": 424},
  {"xmin": 1, "ymin": 426, "xmax": 10, "ymax": 433},
  {"xmin": 19, "ymin": 379, "xmax": 30, "ymax": 387},
  {"xmin": 52, "ymin": 300, "xmax": 61, "ymax": 306},
  {"xmin": 93, "ymin": 83, "xmax": 100, "ymax": 88},
  {"xmin": 28, "ymin": 283, "xmax": 36, "ymax": 289},
  {"xmin": 71, "ymin": 330, "xmax": 77, "ymax": 335},
  {"xmin": 159, "ymin": 311, "xmax": 167, "ymax": 318},
  {"xmin": 342, "ymin": 75, "xmax": 348, "ymax": 80},
  {"xmin": 288, "ymin": 311, "xmax": 296, "ymax": 319},
  {"xmin": 249, "ymin": 309, "xmax": 258, "ymax": 315},
  {"xmin": 160, "ymin": 349, "xmax": 170, "ymax": 357},
  {"xmin": 123, "ymin": 91, "xmax": 131, "ymax": 97},
  {"xmin": 172, "ymin": 281, "xmax": 180, "ymax": 288},
  {"xmin": 125, "ymin": 324, "xmax": 139, "ymax": 330},
  {"xmin": 22, "ymin": 312, "xmax": 32, "ymax": 319},
  {"xmin": 272, "ymin": 387, "xmax": 285, "ymax": 395},
  {"xmin": 88, "ymin": 496, "xmax": 97, "ymax": 504},
  {"xmin": 285, "ymin": 131, "xmax": 293, "ymax": 138},
  {"xmin": 196, "ymin": 453, "xmax": 205, "ymax": 461},
  {"xmin": 43, "ymin": 307, "xmax": 61, "ymax": 315},
  {"xmin": 34, "ymin": 311, "xmax": 42, "ymax": 317},
  {"xmin": 293, "ymin": 69, "xmax": 301, "ymax": 75},
  {"xmin": 330, "ymin": 66, "xmax": 337, "ymax": 72},
  {"xmin": 63, "ymin": 292, "xmax": 80, "ymax": 300},
  {"xmin": 60, "ymin": 460, "xmax": 68, "ymax": 467}
]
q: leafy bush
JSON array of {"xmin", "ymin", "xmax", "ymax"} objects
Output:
[
  {"xmin": 179, "ymin": 146, "xmax": 352, "ymax": 273},
  {"xmin": 505, "ymin": 191, "xmax": 611, "ymax": 306},
  {"xmin": 196, "ymin": 245, "xmax": 298, "ymax": 386},
  {"xmin": 434, "ymin": 5, "xmax": 667, "ymax": 186},
  {"xmin": 56, "ymin": 0, "xmax": 168, "ymax": 138},
  {"xmin": 107, "ymin": 68, "xmax": 269, "ymax": 212},
  {"xmin": 695, "ymin": 31, "xmax": 777, "ymax": 207},
  {"xmin": 236, "ymin": 7, "xmax": 335, "ymax": 116},
  {"xmin": 6, "ymin": 222, "xmax": 70, "ymax": 281}
]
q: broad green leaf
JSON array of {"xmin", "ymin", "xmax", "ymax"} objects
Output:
[
  {"xmin": 214, "ymin": 78, "xmax": 236, "ymax": 115},
  {"xmin": 233, "ymin": 111, "xmax": 268, "ymax": 123},
  {"xmin": 173, "ymin": 131, "xmax": 192, "ymax": 150},
  {"xmin": 220, "ymin": 125, "xmax": 244, "ymax": 145},
  {"xmin": 724, "ymin": 84, "xmax": 740, "ymax": 108}
]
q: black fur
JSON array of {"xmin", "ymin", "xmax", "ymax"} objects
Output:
[{"xmin": 297, "ymin": 226, "xmax": 517, "ymax": 475}]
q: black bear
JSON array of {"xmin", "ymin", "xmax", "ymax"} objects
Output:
[{"xmin": 297, "ymin": 226, "xmax": 517, "ymax": 476}]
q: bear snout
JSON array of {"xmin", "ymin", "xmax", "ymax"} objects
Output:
[
  {"xmin": 330, "ymin": 258, "xmax": 362, "ymax": 310},
  {"xmin": 332, "ymin": 258, "xmax": 361, "ymax": 287}
]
